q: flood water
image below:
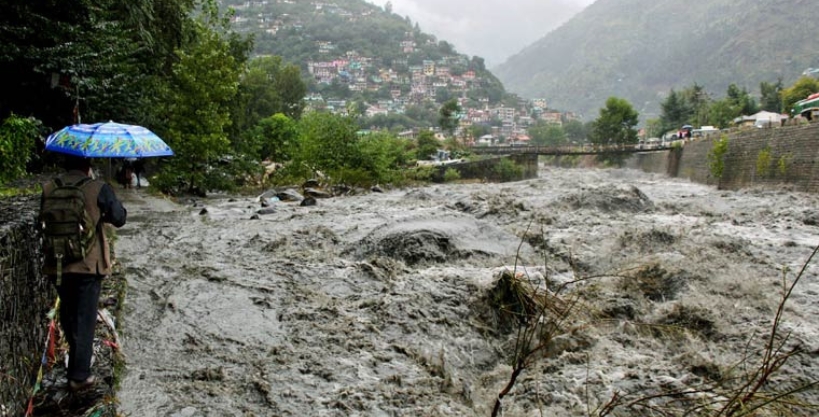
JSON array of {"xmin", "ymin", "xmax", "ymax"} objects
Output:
[{"xmin": 114, "ymin": 165, "xmax": 819, "ymax": 416}]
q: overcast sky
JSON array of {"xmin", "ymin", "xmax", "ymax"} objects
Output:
[{"xmin": 365, "ymin": 0, "xmax": 596, "ymax": 67}]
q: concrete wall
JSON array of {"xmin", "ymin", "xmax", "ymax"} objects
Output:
[
  {"xmin": 606, "ymin": 122, "xmax": 819, "ymax": 191},
  {"xmin": 0, "ymin": 196, "xmax": 53, "ymax": 416}
]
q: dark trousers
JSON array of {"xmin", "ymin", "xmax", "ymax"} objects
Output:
[{"xmin": 56, "ymin": 273, "xmax": 102, "ymax": 382}]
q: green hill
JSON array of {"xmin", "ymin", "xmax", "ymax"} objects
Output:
[
  {"xmin": 221, "ymin": 0, "xmax": 507, "ymax": 108},
  {"xmin": 493, "ymin": 0, "xmax": 819, "ymax": 119}
]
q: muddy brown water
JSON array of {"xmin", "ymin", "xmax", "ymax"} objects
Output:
[{"xmin": 114, "ymin": 166, "xmax": 819, "ymax": 416}]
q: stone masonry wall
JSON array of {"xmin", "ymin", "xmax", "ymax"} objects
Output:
[
  {"xmin": 621, "ymin": 122, "xmax": 819, "ymax": 191},
  {"xmin": 0, "ymin": 195, "xmax": 53, "ymax": 416}
]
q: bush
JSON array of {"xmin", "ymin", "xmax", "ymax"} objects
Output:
[
  {"xmin": 0, "ymin": 115, "xmax": 40, "ymax": 185},
  {"xmin": 443, "ymin": 167, "xmax": 461, "ymax": 182},
  {"xmin": 707, "ymin": 135, "xmax": 729, "ymax": 180},
  {"xmin": 493, "ymin": 158, "xmax": 524, "ymax": 182},
  {"xmin": 412, "ymin": 165, "xmax": 435, "ymax": 181},
  {"xmin": 755, "ymin": 146, "xmax": 772, "ymax": 178}
]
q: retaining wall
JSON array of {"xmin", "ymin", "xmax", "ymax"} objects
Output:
[
  {"xmin": 0, "ymin": 195, "xmax": 53, "ymax": 416},
  {"xmin": 590, "ymin": 122, "xmax": 819, "ymax": 191}
]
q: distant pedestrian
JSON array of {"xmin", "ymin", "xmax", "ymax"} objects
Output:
[{"xmin": 127, "ymin": 158, "xmax": 145, "ymax": 188}]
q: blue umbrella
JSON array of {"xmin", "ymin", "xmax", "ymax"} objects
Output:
[{"xmin": 45, "ymin": 121, "xmax": 174, "ymax": 158}]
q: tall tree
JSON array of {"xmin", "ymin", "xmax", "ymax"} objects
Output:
[
  {"xmin": 231, "ymin": 56, "xmax": 306, "ymax": 141},
  {"xmin": 589, "ymin": 97, "xmax": 639, "ymax": 147},
  {"xmin": 659, "ymin": 89, "xmax": 692, "ymax": 133},
  {"xmin": 759, "ymin": 79, "xmax": 784, "ymax": 113},
  {"xmin": 438, "ymin": 99, "xmax": 461, "ymax": 137},
  {"xmin": 725, "ymin": 83, "xmax": 759, "ymax": 116},
  {"xmin": 0, "ymin": 0, "xmax": 196, "ymax": 129},
  {"xmin": 155, "ymin": 10, "xmax": 242, "ymax": 193}
]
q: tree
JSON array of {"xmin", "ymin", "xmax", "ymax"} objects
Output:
[
  {"xmin": 563, "ymin": 119, "xmax": 588, "ymax": 143},
  {"xmin": 643, "ymin": 118, "xmax": 664, "ymax": 139},
  {"xmin": 781, "ymin": 77, "xmax": 819, "ymax": 115},
  {"xmin": 589, "ymin": 97, "xmax": 639, "ymax": 147},
  {"xmin": 232, "ymin": 56, "xmax": 306, "ymax": 137},
  {"xmin": 249, "ymin": 113, "xmax": 297, "ymax": 162},
  {"xmin": 659, "ymin": 89, "xmax": 693, "ymax": 133},
  {"xmin": 528, "ymin": 121, "xmax": 567, "ymax": 146},
  {"xmin": 0, "ymin": 0, "xmax": 203, "ymax": 131},
  {"xmin": 154, "ymin": 12, "xmax": 241, "ymax": 194},
  {"xmin": 290, "ymin": 112, "xmax": 359, "ymax": 178},
  {"xmin": 438, "ymin": 99, "xmax": 460, "ymax": 137},
  {"xmin": 759, "ymin": 79, "xmax": 784, "ymax": 113},
  {"xmin": 726, "ymin": 83, "xmax": 758, "ymax": 116},
  {"xmin": 416, "ymin": 130, "xmax": 439, "ymax": 160}
]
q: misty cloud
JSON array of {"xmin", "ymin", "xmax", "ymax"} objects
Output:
[{"xmin": 366, "ymin": 0, "xmax": 594, "ymax": 66}]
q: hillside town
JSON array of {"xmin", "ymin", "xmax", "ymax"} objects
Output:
[{"xmin": 225, "ymin": 0, "xmax": 580, "ymax": 143}]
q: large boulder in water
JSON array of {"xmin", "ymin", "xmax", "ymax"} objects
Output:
[
  {"xmin": 346, "ymin": 215, "xmax": 535, "ymax": 266},
  {"xmin": 276, "ymin": 189, "xmax": 304, "ymax": 202},
  {"xmin": 555, "ymin": 185, "xmax": 654, "ymax": 213}
]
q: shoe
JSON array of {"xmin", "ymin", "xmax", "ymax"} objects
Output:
[{"xmin": 68, "ymin": 375, "xmax": 96, "ymax": 392}]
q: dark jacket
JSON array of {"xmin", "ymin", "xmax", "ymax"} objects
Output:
[{"xmin": 41, "ymin": 170, "xmax": 127, "ymax": 276}]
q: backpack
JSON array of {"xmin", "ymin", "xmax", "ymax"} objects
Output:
[{"xmin": 40, "ymin": 177, "xmax": 97, "ymax": 265}]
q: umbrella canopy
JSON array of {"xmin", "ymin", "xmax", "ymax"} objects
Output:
[{"xmin": 45, "ymin": 121, "xmax": 174, "ymax": 158}]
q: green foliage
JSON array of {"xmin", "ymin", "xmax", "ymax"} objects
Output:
[
  {"xmin": 155, "ymin": 12, "xmax": 242, "ymax": 194},
  {"xmin": 231, "ymin": 56, "xmax": 306, "ymax": 142},
  {"xmin": 756, "ymin": 146, "xmax": 772, "ymax": 178},
  {"xmin": 438, "ymin": 99, "xmax": 461, "ymax": 137},
  {"xmin": 286, "ymin": 113, "xmax": 410, "ymax": 186},
  {"xmin": 660, "ymin": 89, "xmax": 694, "ymax": 133},
  {"xmin": 528, "ymin": 121, "xmax": 567, "ymax": 146},
  {"xmin": 564, "ymin": 119, "xmax": 590, "ymax": 143},
  {"xmin": 777, "ymin": 154, "xmax": 792, "ymax": 177},
  {"xmin": 589, "ymin": 97, "xmax": 639, "ymax": 147},
  {"xmin": 247, "ymin": 113, "xmax": 298, "ymax": 162},
  {"xmin": 708, "ymin": 135, "xmax": 730, "ymax": 180},
  {"xmin": 782, "ymin": 76, "xmax": 819, "ymax": 115},
  {"xmin": 0, "ymin": 115, "xmax": 40, "ymax": 185},
  {"xmin": 290, "ymin": 112, "xmax": 359, "ymax": 179},
  {"xmin": 0, "ymin": 0, "xmax": 201, "ymax": 128},
  {"xmin": 493, "ymin": 158, "xmax": 524, "ymax": 182},
  {"xmin": 443, "ymin": 167, "xmax": 461, "ymax": 182},
  {"xmin": 415, "ymin": 130, "xmax": 439, "ymax": 160},
  {"xmin": 411, "ymin": 165, "xmax": 435, "ymax": 182},
  {"xmin": 760, "ymin": 79, "xmax": 784, "ymax": 113}
]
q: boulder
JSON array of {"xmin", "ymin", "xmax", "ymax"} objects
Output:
[{"xmin": 303, "ymin": 187, "xmax": 332, "ymax": 199}]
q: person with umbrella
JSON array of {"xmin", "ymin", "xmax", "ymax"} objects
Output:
[
  {"xmin": 39, "ymin": 155, "xmax": 127, "ymax": 391},
  {"xmin": 40, "ymin": 121, "xmax": 172, "ymax": 391}
]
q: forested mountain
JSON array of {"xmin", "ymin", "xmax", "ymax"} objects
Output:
[
  {"xmin": 220, "ymin": 0, "xmax": 509, "ymax": 113},
  {"xmin": 493, "ymin": 0, "xmax": 819, "ymax": 119}
]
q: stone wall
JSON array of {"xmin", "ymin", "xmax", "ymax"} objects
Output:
[
  {"xmin": 0, "ymin": 196, "xmax": 53, "ymax": 416},
  {"xmin": 577, "ymin": 122, "xmax": 819, "ymax": 192}
]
